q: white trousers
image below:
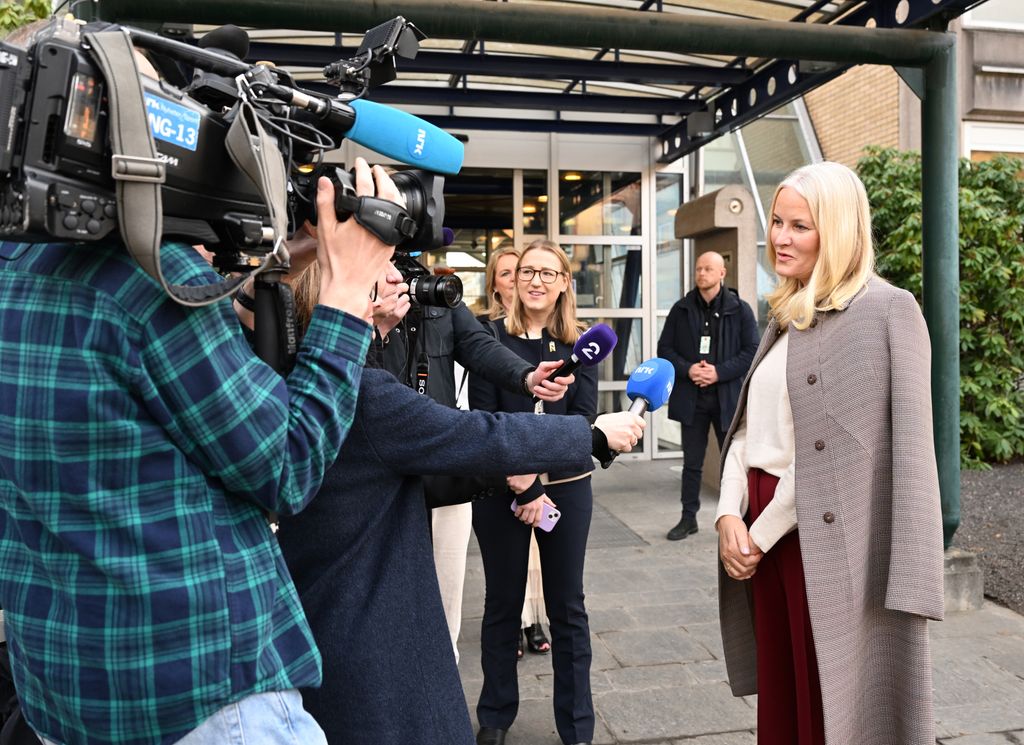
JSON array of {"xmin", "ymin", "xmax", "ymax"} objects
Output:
[{"xmin": 431, "ymin": 502, "xmax": 474, "ymax": 663}]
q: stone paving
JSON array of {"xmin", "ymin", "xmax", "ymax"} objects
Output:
[{"xmin": 456, "ymin": 458, "xmax": 1024, "ymax": 744}]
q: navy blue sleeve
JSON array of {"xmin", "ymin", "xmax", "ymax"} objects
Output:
[{"xmin": 357, "ymin": 370, "xmax": 592, "ymax": 477}]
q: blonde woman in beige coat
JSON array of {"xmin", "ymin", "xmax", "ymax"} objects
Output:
[{"xmin": 715, "ymin": 161, "xmax": 944, "ymax": 745}]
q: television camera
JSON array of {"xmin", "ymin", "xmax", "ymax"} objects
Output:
[{"xmin": 0, "ymin": 14, "xmax": 464, "ymax": 370}]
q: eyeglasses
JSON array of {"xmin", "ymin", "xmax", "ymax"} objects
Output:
[{"xmin": 517, "ymin": 267, "xmax": 564, "ymax": 284}]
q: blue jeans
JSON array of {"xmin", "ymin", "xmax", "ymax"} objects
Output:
[{"xmin": 40, "ymin": 690, "xmax": 326, "ymax": 745}]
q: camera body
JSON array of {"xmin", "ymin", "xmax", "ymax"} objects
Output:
[
  {"xmin": 0, "ymin": 17, "xmax": 454, "ymax": 279},
  {"xmin": 0, "ymin": 23, "xmax": 268, "ymax": 266}
]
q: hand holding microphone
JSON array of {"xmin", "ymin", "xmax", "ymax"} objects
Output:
[
  {"xmin": 598, "ymin": 357, "xmax": 676, "ymax": 468},
  {"xmin": 593, "ymin": 412, "xmax": 646, "ymax": 453},
  {"xmin": 530, "ymin": 323, "xmax": 618, "ymax": 403}
]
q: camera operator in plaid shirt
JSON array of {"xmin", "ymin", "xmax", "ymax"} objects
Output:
[{"xmin": 0, "ymin": 159, "xmax": 402, "ymax": 744}]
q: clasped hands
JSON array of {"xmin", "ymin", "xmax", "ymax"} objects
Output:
[
  {"xmin": 688, "ymin": 360, "xmax": 719, "ymax": 388},
  {"xmin": 716, "ymin": 515, "xmax": 764, "ymax": 580}
]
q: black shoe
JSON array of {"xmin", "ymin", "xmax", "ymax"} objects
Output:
[
  {"xmin": 524, "ymin": 623, "xmax": 550, "ymax": 655},
  {"xmin": 667, "ymin": 514, "xmax": 698, "ymax": 541},
  {"xmin": 476, "ymin": 726, "xmax": 507, "ymax": 745}
]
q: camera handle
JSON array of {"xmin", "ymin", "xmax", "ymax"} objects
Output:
[{"xmin": 253, "ymin": 272, "xmax": 298, "ymax": 376}]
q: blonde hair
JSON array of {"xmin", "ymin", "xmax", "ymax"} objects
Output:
[
  {"xmin": 291, "ymin": 260, "xmax": 320, "ymax": 336},
  {"xmin": 765, "ymin": 161, "xmax": 875, "ymax": 330},
  {"xmin": 504, "ymin": 239, "xmax": 586, "ymax": 345},
  {"xmin": 483, "ymin": 244, "xmax": 522, "ymax": 320}
]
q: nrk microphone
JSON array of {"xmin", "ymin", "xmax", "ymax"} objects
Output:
[
  {"xmin": 543, "ymin": 323, "xmax": 618, "ymax": 385},
  {"xmin": 599, "ymin": 357, "xmax": 675, "ymax": 468},
  {"xmin": 625, "ymin": 357, "xmax": 675, "ymax": 416},
  {"xmin": 349, "ymin": 99, "xmax": 465, "ymax": 175}
]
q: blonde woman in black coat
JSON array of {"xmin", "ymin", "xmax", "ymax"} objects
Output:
[{"xmin": 471, "ymin": 240, "xmax": 599, "ymax": 745}]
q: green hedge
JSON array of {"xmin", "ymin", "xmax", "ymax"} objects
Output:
[
  {"xmin": 857, "ymin": 146, "xmax": 1024, "ymax": 468},
  {"xmin": 0, "ymin": 1, "xmax": 49, "ymax": 36}
]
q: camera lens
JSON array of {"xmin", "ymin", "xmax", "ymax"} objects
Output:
[{"xmin": 408, "ymin": 274, "xmax": 463, "ymax": 308}]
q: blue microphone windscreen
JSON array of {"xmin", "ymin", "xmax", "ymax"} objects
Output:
[
  {"xmin": 626, "ymin": 357, "xmax": 675, "ymax": 411},
  {"xmin": 572, "ymin": 323, "xmax": 617, "ymax": 366},
  {"xmin": 348, "ymin": 100, "xmax": 464, "ymax": 175}
]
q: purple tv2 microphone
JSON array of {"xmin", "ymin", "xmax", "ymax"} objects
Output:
[{"xmin": 540, "ymin": 323, "xmax": 618, "ymax": 386}]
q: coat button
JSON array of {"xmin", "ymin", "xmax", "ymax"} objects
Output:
[
  {"xmin": 814, "ymin": 439, "xmax": 825, "ymax": 451},
  {"xmin": 810, "ymin": 317, "xmax": 818, "ymax": 328},
  {"xmin": 807, "ymin": 374, "xmax": 817, "ymax": 385},
  {"xmin": 823, "ymin": 511, "xmax": 835, "ymax": 524}
]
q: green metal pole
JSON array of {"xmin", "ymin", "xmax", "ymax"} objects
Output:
[
  {"xmin": 920, "ymin": 41, "xmax": 960, "ymax": 548},
  {"xmin": 94, "ymin": 0, "xmax": 947, "ymax": 66}
]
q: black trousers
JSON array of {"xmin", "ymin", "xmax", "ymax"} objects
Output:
[
  {"xmin": 680, "ymin": 389, "xmax": 725, "ymax": 518},
  {"xmin": 472, "ymin": 476, "xmax": 594, "ymax": 745}
]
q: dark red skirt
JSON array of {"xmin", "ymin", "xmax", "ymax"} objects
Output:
[{"xmin": 746, "ymin": 467, "xmax": 825, "ymax": 745}]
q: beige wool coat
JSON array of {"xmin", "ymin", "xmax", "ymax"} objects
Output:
[{"xmin": 718, "ymin": 276, "xmax": 945, "ymax": 745}]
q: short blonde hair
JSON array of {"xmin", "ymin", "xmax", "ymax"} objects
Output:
[
  {"xmin": 505, "ymin": 239, "xmax": 585, "ymax": 344},
  {"xmin": 766, "ymin": 161, "xmax": 875, "ymax": 330},
  {"xmin": 483, "ymin": 244, "xmax": 521, "ymax": 320}
]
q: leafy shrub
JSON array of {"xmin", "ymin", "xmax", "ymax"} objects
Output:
[
  {"xmin": 858, "ymin": 146, "xmax": 1024, "ymax": 468},
  {"xmin": 0, "ymin": 1, "xmax": 49, "ymax": 37}
]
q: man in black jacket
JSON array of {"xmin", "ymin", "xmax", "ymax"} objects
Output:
[{"xmin": 657, "ymin": 251, "xmax": 758, "ymax": 541}]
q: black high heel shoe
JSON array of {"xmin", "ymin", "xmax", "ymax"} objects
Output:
[{"xmin": 524, "ymin": 623, "xmax": 550, "ymax": 655}]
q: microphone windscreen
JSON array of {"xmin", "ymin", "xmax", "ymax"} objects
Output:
[
  {"xmin": 571, "ymin": 323, "xmax": 618, "ymax": 367},
  {"xmin": 199, "ymin": 25, "xmax": 250, "ymax": 60},
  {"xmin": 626, "ymin": 357, "xmax": 675, "ymax": 411},
  {"xmin": 347, "ymin": 100, "xmax": 465, "ymax": 175}
]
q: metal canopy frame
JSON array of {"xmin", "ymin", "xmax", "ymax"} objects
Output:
[{"xmin": 95, "ymin": 0, "xmax": 969, "ymax": 546}]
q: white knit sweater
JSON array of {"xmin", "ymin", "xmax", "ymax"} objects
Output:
[{"xmin": 715, "ymin": 330, "xmax": 799, "ymax": 553}]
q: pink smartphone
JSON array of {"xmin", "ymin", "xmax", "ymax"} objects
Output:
[{"xmin": 510, "ymin": 499, "xmax": 562, "ymax": 532}]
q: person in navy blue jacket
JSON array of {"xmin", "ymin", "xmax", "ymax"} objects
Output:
[
  {"xmin": 273, "ymin": 245, "xmax": 645, "ymax": 745},
  {"xmin": 469, "ymin": 240, "xmax": 601, "ymax": 745},
  {"xmin": 657, "ymin": 251, "xmax": 759, "ymax": 541}
]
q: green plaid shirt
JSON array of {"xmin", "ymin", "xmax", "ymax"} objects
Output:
[{"xmin": 0, "ymin": 239, "xmax": 370, "ymax": 744}]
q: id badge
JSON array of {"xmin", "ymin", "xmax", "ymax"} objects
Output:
[{"xmin": 699, "ymin": 335, "xmax": 711, "ymax": 354}]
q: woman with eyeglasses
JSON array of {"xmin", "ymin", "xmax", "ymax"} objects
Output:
[
  {"xmin": 482, "ymin": 246, "xmax": 552, "ymax": 662},
  {"xmin": 470, "ymin": 239, "xmax": 599, "ymax": 745}
]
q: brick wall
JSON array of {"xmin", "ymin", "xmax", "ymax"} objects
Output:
[{"xmin": 804, "ymin": 65, "xmax": 901, "ymax": 168}]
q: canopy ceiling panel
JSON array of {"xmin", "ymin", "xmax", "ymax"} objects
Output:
[{"xmin": 101, "ymin": 0, "xmax": 986, "ymax": 160}]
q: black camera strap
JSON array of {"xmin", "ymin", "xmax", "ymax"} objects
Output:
[{"xmin": 84, "ymin": 29, "xmax": 285, "ymax": 307}]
